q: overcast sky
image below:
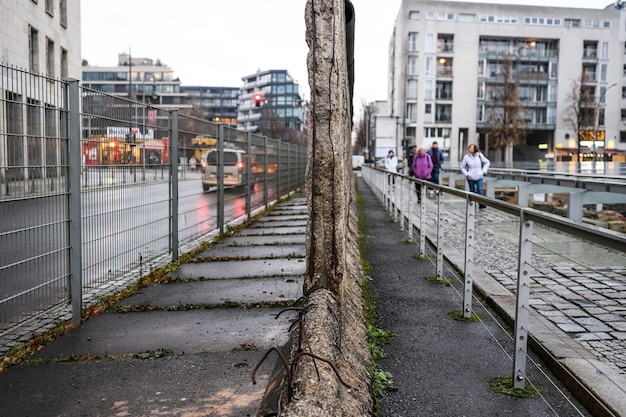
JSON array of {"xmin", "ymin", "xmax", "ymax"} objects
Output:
[{"xmin": 81, "ymin": 0, "xmax": 609, "ymax": 109}]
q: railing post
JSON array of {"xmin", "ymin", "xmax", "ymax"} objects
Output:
[
  {"xmin": 170, "ymin": 110, "xmax": 179, "ymax": 261},
  {"xmin": 435, "ymin": 189, "xmax": 445, "ymax": 281},
  {"xmin": 463, "ymin": 200, "xmax": 476, "ymax": 318},
  {"xmin": 67, "ymin": 79, "xmax": 83, "ymax": 326},
  {"xmin": 246, "ymin": 131, "xmax": 252, "ymax": 219},
  {"xmin": 419, "ymin": 180, "xmax": 426, "ymax": 258},
  {"xmin": 217, "ymin": 124, "xmax": 225, "ymax": 235},
  {"xmin": 513, "ymin": 212, "xmax": 533, "ymax": 389},
  {"xmin": 263, "ymin": 136, "xmax": 269, "ymax": 209},
  {"xmin": 407, "ymin": 178, "xmax": 415, "ymax": 243}
]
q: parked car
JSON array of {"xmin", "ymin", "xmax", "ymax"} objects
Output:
[{"xmin": 201, "ymin": 148, "xmax": 248, "ymax": 192}]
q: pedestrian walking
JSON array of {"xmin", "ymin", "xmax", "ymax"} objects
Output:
[
  {"xmin": 412, "ymin": 146, "xmax": 433, "ymax": 204},
  {"xmin": 426, "ymin": 141, "xmax": 444, "ymax": 185},
  {"xmin": 407, "ymin": 145, "xmax": 417, "ymax": 177},
  {"xmin": 384, "ymin": 150, "xmax": 398, "ymax": 186},
  {"xmin": 460, "ymin": 144, "xmax": 490, "ymax": 209}
]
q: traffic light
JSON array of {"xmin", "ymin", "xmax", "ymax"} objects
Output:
[{"xmin": 254, "ymin": 93, "xmax": 263, "ymax": 107}]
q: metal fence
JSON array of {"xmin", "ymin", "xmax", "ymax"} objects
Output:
[
  {"xmin": 0, "ymin": 64, "xmax": 307, "ymax": 338},
  {"xmin": 362, "ymin": 165, "xmax": 626, "ymax": 408}
]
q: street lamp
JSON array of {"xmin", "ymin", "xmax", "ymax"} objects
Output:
[{"xmin": 592, "ymin": 82, "xmax": 617, "ymax": 168}]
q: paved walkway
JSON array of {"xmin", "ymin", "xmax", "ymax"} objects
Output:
[
  {"xmin": 0, "ymin": 178, "xmax": 625, "ymax": 416},
  {"xmin": 0, "ymin": 196, "xmax": 308, "ymax": 417}
]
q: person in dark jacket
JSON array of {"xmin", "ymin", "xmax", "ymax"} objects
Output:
[{"xmin": 426, "ymin": 141, "xmax": 444, "ymax": 185}]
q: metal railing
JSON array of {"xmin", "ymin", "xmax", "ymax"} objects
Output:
[
  {"xmin": 0, "ymin": 64, "xmax": 307, "ymax": 340},
  {"xmin": 362, "ymin": 165, "xmax": 626, "ymax": 397}
]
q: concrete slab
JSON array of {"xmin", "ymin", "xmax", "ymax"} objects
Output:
[
  {"xmin": 170, "ymin": 258, "xmax": 306, "ymax": 280},
  {"xmin": 249, "ymin": 220, "xmax": 307, "ymax": 228},
  {"xmin": 238, "ymin": 226, "xmax": 305, "ymax": 235},
  {"xmin": 118, "ymin": 276, "xmax": 304, "ymax": 307},
  {"xmin": 33, "ymin": 308, "xmax": 298, "ymax": 358},
  {"xmin": 198, "ymin": 244, "xmax": 306, "ymax": 260},
  {"xmin": 217, "ymin": 234, "xmax": 306, "ymax": 247},
  {"xmin": 0, "ymin": 351, "xmax": 273, "ymax": 417},
  {"xmin": 256, "ymin": 215, "xmax": 307, "ymax": 223}
]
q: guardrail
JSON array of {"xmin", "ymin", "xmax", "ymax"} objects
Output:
[
  {"xmin": 0, "ymin": 64, "xmax": 307, "ymax": 344},
  {"xmin": 361, "ymin": 165, "xmax": 626, "ymax": 400}
]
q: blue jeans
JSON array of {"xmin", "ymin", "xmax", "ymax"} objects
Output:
[{"xmin": 467, "ymin": 178, "xmax": 484, "ymax": 195}]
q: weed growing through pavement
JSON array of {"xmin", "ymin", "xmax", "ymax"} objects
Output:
[
  {"xmin": 356, "ymin": 187, "xmax": 396, "ymax": 415},
  {"xmin": 489, "ymin": 375, "xmax": 537, "ymax": 397},
  {"xmin": 427, "ymin": 276, "xmax": 452, "ymax": 285}
]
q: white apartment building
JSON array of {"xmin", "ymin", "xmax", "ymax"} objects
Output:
[
  {"xmin": 1, "ymin": 0, "xmax": 81, "ymax": 78},
  {"xmin": 388, "ymin": 0, "xmax": 626, "ymax": 164}
]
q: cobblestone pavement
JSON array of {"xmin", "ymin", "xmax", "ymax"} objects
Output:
[{"xmin": 411, "ymin": 190, "xmax": 626, "ymax": 374}]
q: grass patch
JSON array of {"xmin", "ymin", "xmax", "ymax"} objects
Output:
[
  {"xmin": 448, "ymin": 310, "xmax": 484, "ymax": 322},
  {"xmin": 426, "ymin": 276, "xmax": 451, "ymax": 285},
  {"xmin": 489, "ymin": 375, "xmax": 537, "ymax": 397},
  {"xmin": 413, "ymin": 254, "xmax": 432, "ymax": 261},
  {"xmin": 356, "ymin": 185, "xmax": 396, "ymax": 416}
]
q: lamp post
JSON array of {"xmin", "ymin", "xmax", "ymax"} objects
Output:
[{"xmin": 592, "ymin": 82, "xmax": 617, "ymax": 170}]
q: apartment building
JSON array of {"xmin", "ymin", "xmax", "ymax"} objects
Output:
[
  {"xmin": 180, "ymin": 86, "xmax": 240, "ymax": 126},
  {"xmin": 388, "ymin": 0, "xmax": 626, "ymax": 163},
  {"xmin": 82, "ymin": 54, "xmax": 191, "ymax": 112},
  {"xmin": 237, "ymin": 69, "xmax": 307, "ymax": 143}
]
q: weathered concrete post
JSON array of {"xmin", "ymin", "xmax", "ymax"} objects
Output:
[
  {"xmin": 304, "ymin": 0, "xmax": 354, "ymax": 297},
  {"xmin": 277, "ymin": 1, "xmax": 371, "ymax": 416}
]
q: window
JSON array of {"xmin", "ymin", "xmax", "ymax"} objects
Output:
[
  {"xmin": 408, "ymin": 33, "xmax": 419, "ymax": 52},
  {"xmin": 603, "ymin": 21, "xmax": 611, "ymax": 28},
  {"xmin": 409, "ymin": 11, "xmax": 419, "ymax": 20},
  {"xmin": 621, "ymin": 131, "xmax": 626, "ymax": 143},
  {"xmin": 407, "ymin": 79, "xmax": 417, "ymax": 99},
  {"xmin": 407, "ymin": 56, "xmax": 418, "ymax": 75},
  {"xmin": 45, "ymin": 0, "xmax": 53, "ymax": 15},
  {"xmin": 425, "ymin": 33, "xmax": 435, "ymax": 53},
  {"xmin": 60, "ymin": 48, "xmax": 68, "ymax": 78},
  {"xmin": 425, "ymin": 103, "xmax": 432, "ymax": 114},
  {"xmin": 424, "ymin": 79, "xmax": 433, "ymax": 99},
  {"xmin": 438, "ymin": 12, "xmax": 455, "ymax": 21},
  {"xmin": 425, "ymin": 56, "xmax": 434, "ymax": 76},
  {"xmin": 600, "ymin": 86, "xmax": 608, "ymax": 103},
  {"xmin": 406, "ymin": 103, "xmax": 417, "ymax": 122},
  {"xmin": 620, "ymin": 109, "xmax": 626, "ymax": 121},
  {"xmin": 547, "ymin": 107, "xmax": 556, "ymax": 124},
  {"xmin": 477, "ymin": 105, "xmax": 484, "ymax": 122},
  {"xmin": 426, "ymin": 11, "xmax": 435, "ymax": 20},
  {"xmin": 565, "ymin": 18, "xmax": 581, "ymax": 28},
  {"xmin": 600, "ymin": 63, "xmax": 608, "ymax": 82},
  {"xmin": 599, "ymin": 108, "xmax": 606, "ymax": 126},
  {"xmin": 477, "ymin": 83, "xmax": 485, "ymax": 99},
  {"xmin": 459, "ymin": 13, "xmax": 475, "ymax": 22},
  {"xmin": 46, "ymin": 38, "xmax": 54, "ymax": 77},
  {"xmin": 584, "ymin": 19, "xmax": 600, "ymax": 28},
  {"xmin": 622, "ymin": 86, "xmax": 626, "ymax": 99},
  {"xmin": 29, "ymin": 26, "xmax": 39, "ymax": 73},
  {"xmin": 60, "ymin": 0, "xmax": 67, "ymax": 27},
  {"xmin": 602, "ymin": 42, "xmax": 609, "ymax": 59}
]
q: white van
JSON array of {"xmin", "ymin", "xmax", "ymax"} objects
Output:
[{"xmin": 201, "ymin": 148, "xmax": 247, "ymax": 191}]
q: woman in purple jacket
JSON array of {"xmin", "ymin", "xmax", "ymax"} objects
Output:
[{"xmin": 412, "ymin": 147, "xmax": 433, "ymax": 203}]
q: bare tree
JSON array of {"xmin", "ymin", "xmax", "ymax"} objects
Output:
[
  {"xmin": 562, "ymin": 74, "xmax": 596, "ymax": 162},
  {"xmin": 352, "ymin": 100, "xmax": 373, "ymax": 156},
  {"xmin": 483, "ymin": 57, "xmax": 527, "ymax": 163}
]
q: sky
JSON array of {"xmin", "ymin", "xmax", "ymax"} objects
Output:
[{"xmin": 81, "ymin": 0, "xmax": 608, "ymax": 111}]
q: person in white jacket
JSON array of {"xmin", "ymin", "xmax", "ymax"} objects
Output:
[
  {"xmin": 384, "ymin": 150, "xmax": 398, "ymax": 185},
  {"xmin": 460, "ymin": 144, "xmax": 490, "ymax": 208}
]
